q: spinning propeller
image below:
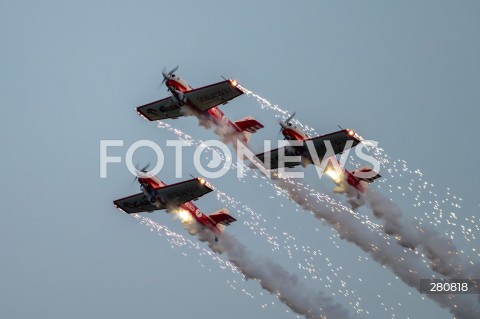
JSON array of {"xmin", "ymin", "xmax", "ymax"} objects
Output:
[
  {"xmin": 132, "ymin": 162, "xmax": 150, "ymax": 185},
  {"xmin": 160, "ymin": 65, "xmax": 179, "ymax": 88},
  {"xmin": 277, "ymin": 111, "xmax": 296, "ymax": 136}
]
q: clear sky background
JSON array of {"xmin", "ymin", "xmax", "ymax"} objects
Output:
[{"xmin": 1, "ymin": 1, "xmax": 479, "ymax": 319}]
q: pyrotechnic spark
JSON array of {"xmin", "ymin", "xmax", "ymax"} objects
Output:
[
  {"xmin": 156, "ymin": 122, "xmax": 378, "ymax": 316},
  {"xmin": 241, "ymin": 86, "xmax": 479, "ymax": 253},
  {"xmin": 130, "ymin": 214, "xmax": 269, "ymax": 303},
  {"xmin": 156, "ymin": 95, "xmax": 480, "ymax": 318},
  {"xmin": 240, "ymin": 88, "xmax": 480, "ymax": 318}
]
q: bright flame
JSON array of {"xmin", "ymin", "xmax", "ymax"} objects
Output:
[
  {"xmin": 176, "ymin": 209, "xmax": 194, "ymax": 224},
  {"xmin": 324, "ymin": 168, "xmax": 343, "ymax": 184},
  {"xmin": 347, "ymin": 129, "xmax": 355, "ymax": 137},
  {"xmin": 230, "ymin": 79, "xmax": 238, "ymax": 87},
  {"xmin": 198, "ymin": 177, "xmax": 206, "ymax": 185}
]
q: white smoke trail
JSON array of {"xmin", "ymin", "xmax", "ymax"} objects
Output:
[
  {"xmin": 240, "ymin": 85, "xmax": 480, "ymax": 272},
  {"xmin": 220, "ymin": 234, "xmax": 355, "ymax": 319},
  {"xmin": 180, "ymin": 105, "xmax": 213, "ymax": 129},
  {"xmin": 240, "ymin": 84, "xmax": 474, "ymax": 239},
  {"xmin": 157, "ymin": 111, "xmax": 480, "ymax": 316},
  {"xmin": 162, "ymin": 119, "xmax": 477, "ymax": 317},
  {"xmin": 178, "ymin": 103, "xmax": 247, "ymax": 148},
  {"xmin": 245, "ymin": 86, "xmax": 480, "ymax": 270},
  {"xmin": 330, "ymin": 178, "xmax": 468, "ymax": 278},
  {"xmin": 131, "ymin": 214, "xmax": 237, "ymax": 273},
  {"xmin": 364, "ymin": 189, "xmax": 480, "ymax": 280},
  {"xmin": 181, "ymin": 220, "xmax": 355, "ymax": 319},
  {"xmin": 198, "ymin": 86, "xmax": 480, "ymax": 315},
  {"xmin": 273, "ymin": 177, "xmax": 480, "ymax": 319},
  {"xmin": 138, "ymin": 87, "xmax": 478, "ymax": 317},
  {"xmin": 130, "ymin": 214, "xmax": 269, "ymax": 302},
  {"xmin": 156, "ymin": 121, "xmax": 378, "ymax": 316}
]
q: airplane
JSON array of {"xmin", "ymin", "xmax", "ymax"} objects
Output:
[
  {"xmin": 136, "ymin": 66, "xmax": 264, "ymax": 144},
  {"xmin": 113, "ymin": 165, "xmax": 236, "ymax": 241},
  {"xmin": 254, "ymin": 112, "xmax": 381, "ymax": 191}
]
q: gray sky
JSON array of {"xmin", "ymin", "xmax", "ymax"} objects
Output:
[{"xmin": 1, "ymin": 1, "xmax": 479, "ymax": 318}]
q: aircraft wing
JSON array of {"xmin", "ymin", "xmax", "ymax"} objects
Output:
[
  {"xmin": 113, "ymin": 193, "xmax": 156, "ymax": 214},
  {"xmin": 305, "ymin": 129, "xmax": 362, "ymax": 160},
  {"xmin": 184, "ymin": 80, "xmax": 243, "ymax": 111},
  {"xmin": 254, "ymin": 130, "xmax": 362, "ymax": 170},
  {"xmin": 114, "ymin": 178, "xmax": 213, "ymax": 214},
  {"xmin": 254, "ymin": 147, "xmax": 300, "ymax": 170},
  {"xmin": 136, "ymin": 96, "xmax": 184, "ymax": 121}
]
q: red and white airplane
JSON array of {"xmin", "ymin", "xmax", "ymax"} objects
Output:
[
  {"xmin": 136, "ymin": 66, "xmax": 264, "ymax": 144},
  {"xmin": 254, "ymin": 112, "xmax": 380, "ymax": 191},
  {"xmin": 113, "ymin": 165, "xmax": 236, "ymax": 241}
]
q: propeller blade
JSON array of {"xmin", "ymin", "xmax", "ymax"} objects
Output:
[
  {"xmin": 160, "ymin": 67, "xmax": 170, "ymax": 88},
  {"xmin": 277, "ymin": 127, "xmax": 283, "ymax": 137},
  {"xmin": 160, "ymin": 66, "xmax": 178, "ymax": 89},
  {"xmin": 285, "ymin": 111, "xmax": 296, "ymax": 124},
  {"xmin": 131, "ymin": 162, "xmax": 150, "ymax": 185},
  {"xmin": 131, "ymin": 175, "xmax": 138, "ymax": 185},
  {"xmin": 139, "ymin": 162, "xmax": 150, "ymax": 172},
  {"xmin": 159, "ymin": 79, "xmax": 166, "ymax": 89},
  {"xmin": 169, "ymin": 65, "xmax": 178, "ymax": 75},
  {"xmin": 273, "ymin": 119, "xmax": 283, "ymax": 139}
]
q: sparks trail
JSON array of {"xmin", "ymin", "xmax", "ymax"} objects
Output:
[
  {"xmin": 159, "ymin": 116, "xmax": 478, "ymax": 317},
  {"xmin": 243, "ymin": 87, "xmax": 479, "ymax": 268},
  {"xmin": 291, "ymin": 177, "xmax": 478, "ymax": 282},
  {"xmin": 241, "ymin": 85, "xmax": 471, "ymax": 236},
  {"xmin": 250, "ymin": 90, "xmax": 480, "ymax": 279},
  {"xmin": 156, "ymin": 122, "xmax": 374, "ymax": 316},
  {"xmin": 220, "ymin": 234, "xmax": 355, "ymax": 319},
  {"xmin": 361, "ymin": 188, "xmax": 480, "ymax": 281},
  {"xmin": 239, "ymin": 88, "xmax": 480, "ymax": 316},
  {"xmin": 181, "ymin": 219, "xmax": 356, "ymax": 319},
  {"xmin": 161, "ymin": 119, "xmax": 477, "ymax": 317},
  {"xmin": 132, "ymin": 214, "xmax": 238, "ymax": 274},
  {"xmin": 361, "ymin": 146, "xmax": 471, "ymax": 238},
  {"xmin": 157, "ymin": 86, "xmax": 480, "ymax": 317},
  {"xmin": 273, "ymin": 176, "xmax": 480, "ymax": 318},
  {"xmin": 238, "ymin": 85, "xmax": 319, "ymax": 137},
  {"xmin": 212, "ymin": 184, "xmax": 374, "ymax": 316},
  {"xmin": 131, "ymin": 214, "xmax": 267, "ymax": 302}
]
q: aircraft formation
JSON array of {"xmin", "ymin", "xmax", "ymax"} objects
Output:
[{"xmin": 113, "ymin": 66, "xmax": 381, "ymax": 241}]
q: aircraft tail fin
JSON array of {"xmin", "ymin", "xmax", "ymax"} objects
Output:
[{"xmin": 208, "ymin": 208, "xmax": 236, "ymax": 232}]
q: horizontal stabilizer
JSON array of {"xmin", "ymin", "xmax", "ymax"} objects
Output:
[
  {"xmin": 234, "ymin": 116, "xmax": 264, "ymax": 133},
  {"xmin": 352, "ymin": 166, "xmax": 381, "ymax": 183},
  {"xmin": 209, "ymin": 209, "xmax": 236, "ymax": 227}
]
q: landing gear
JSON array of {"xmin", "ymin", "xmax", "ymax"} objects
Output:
[
  {"xmin": 214, "ymin": 235, "xmax": 218, "ymax": 242},
  {"xmin": 150, "ymin": 196, "xmax": 156, "ymax": 204}
]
